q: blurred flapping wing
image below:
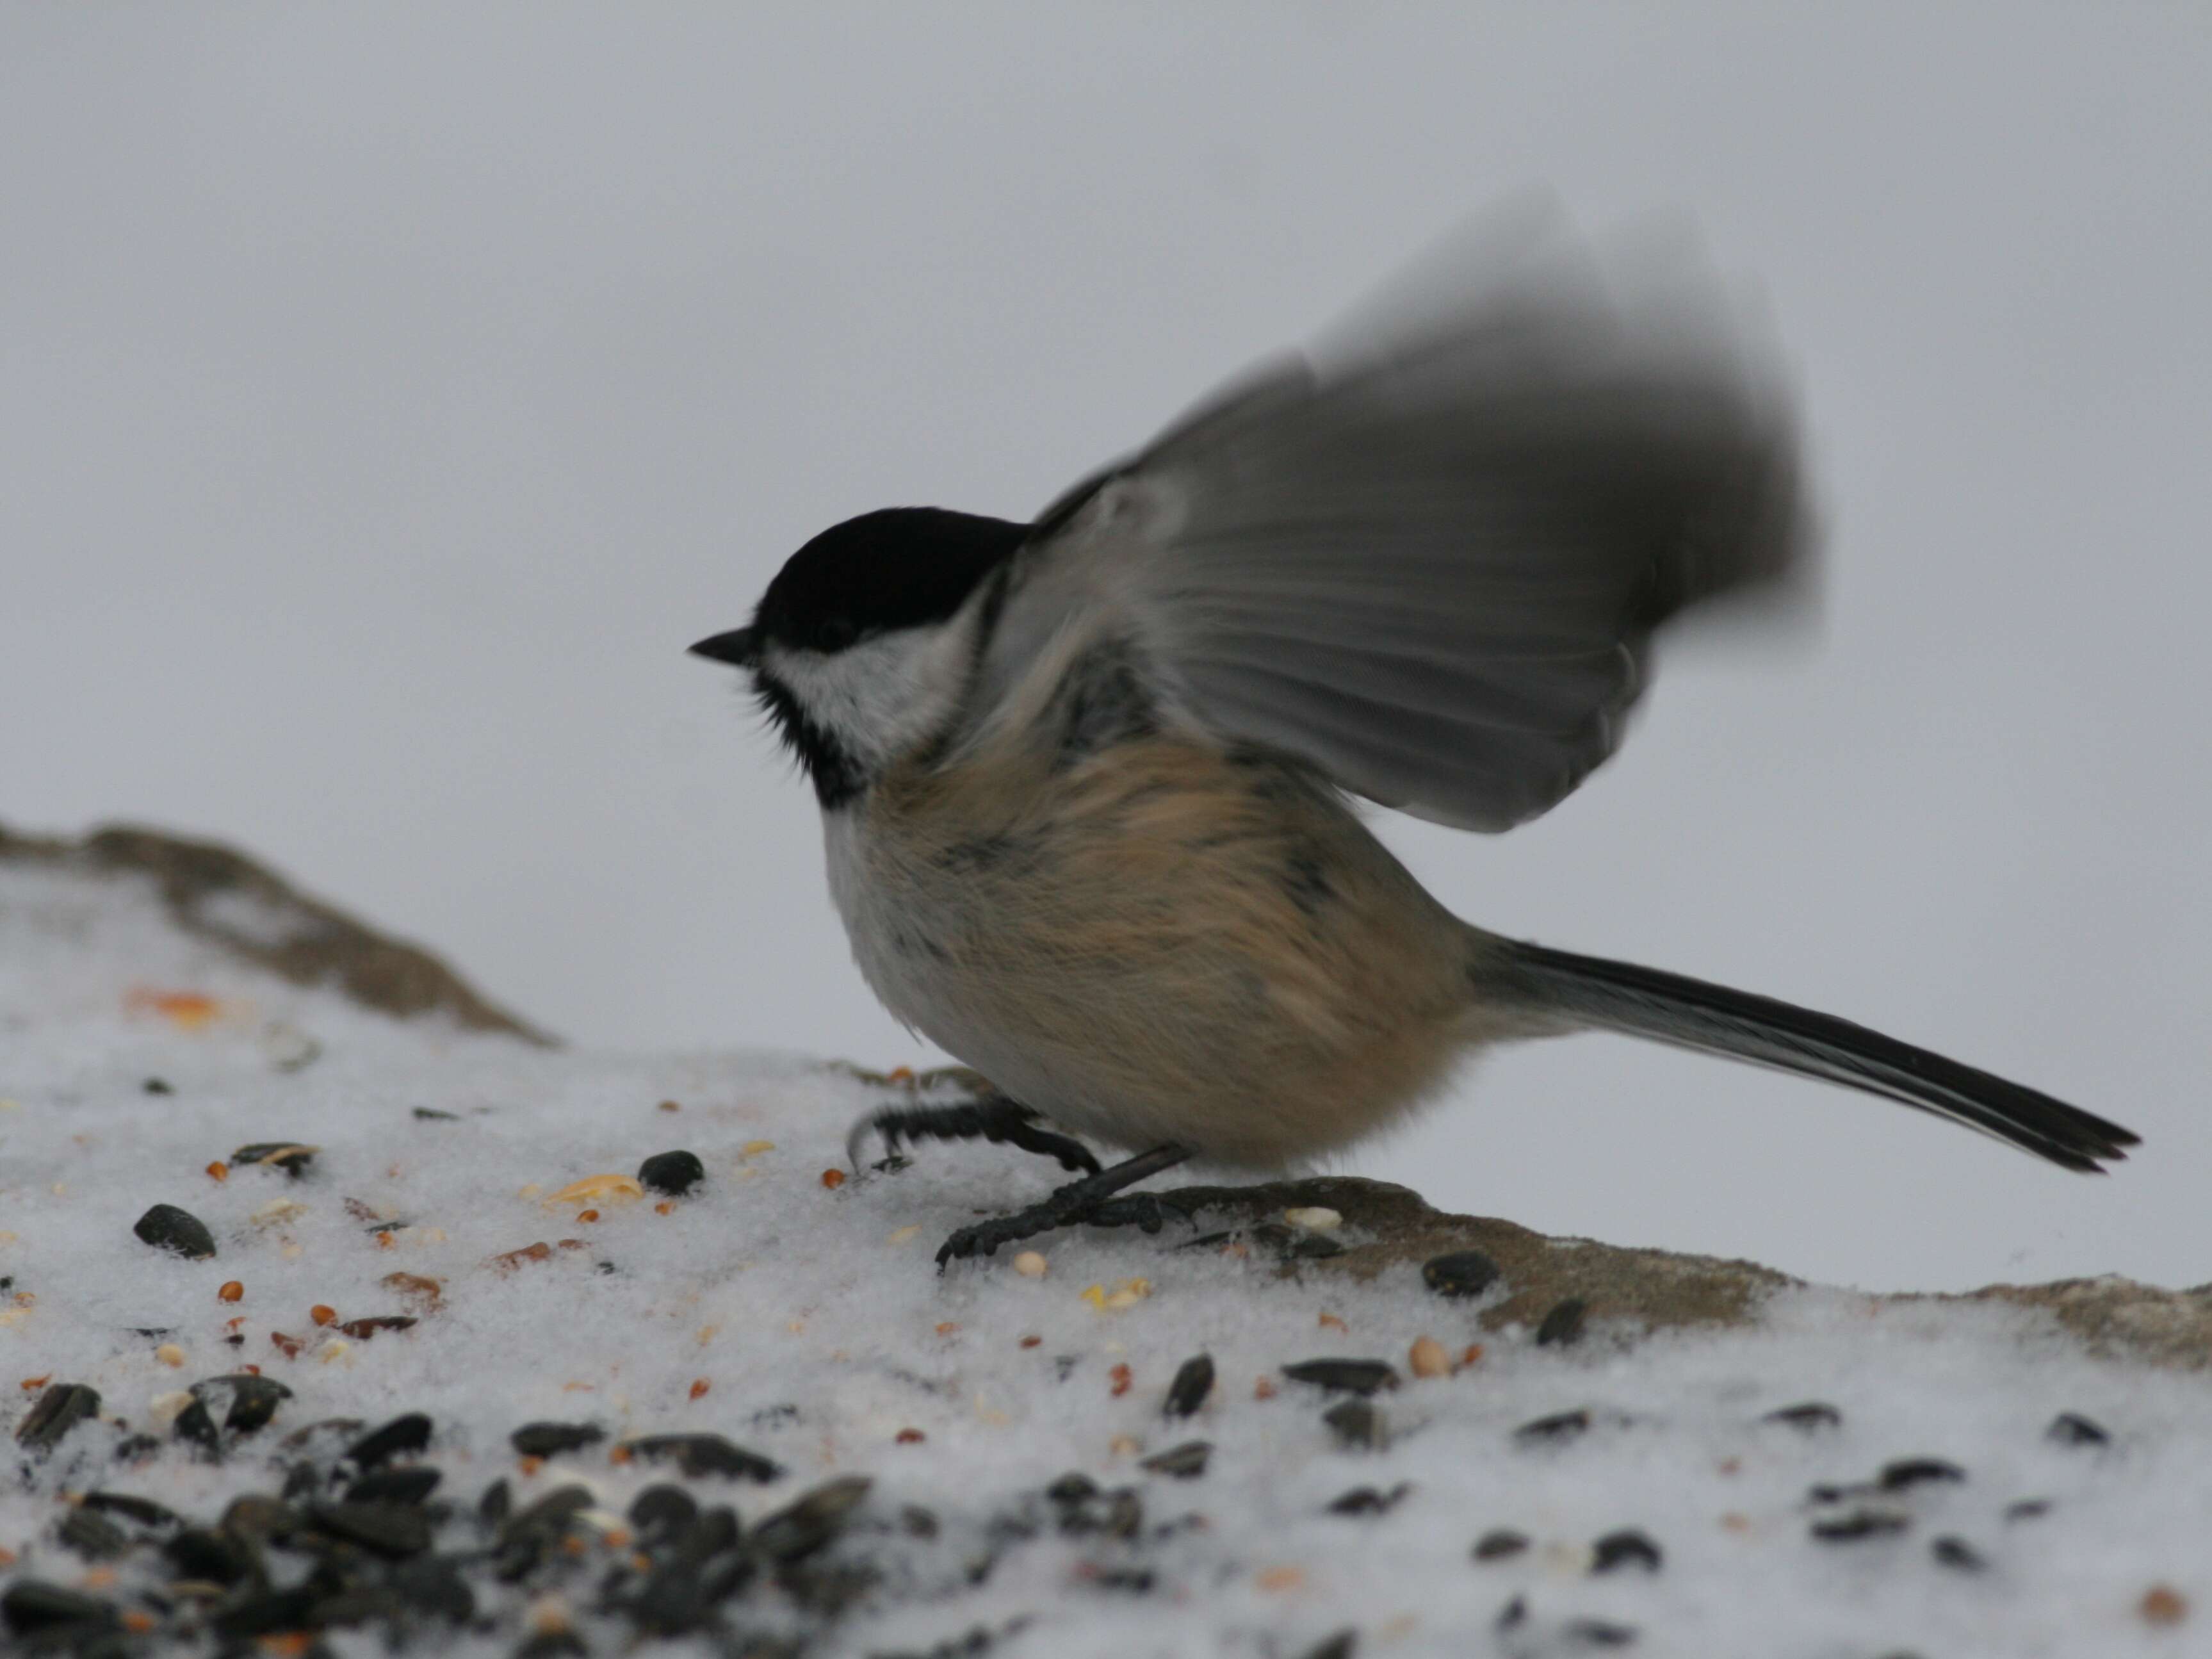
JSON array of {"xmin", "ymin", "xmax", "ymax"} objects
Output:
[{"xmin": 982, "ymin": 209, "xmax": 1812, "ymax": 830}]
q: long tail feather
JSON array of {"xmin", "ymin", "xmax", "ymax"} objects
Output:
[{"xmin": 1493, "ymin": 940, "xmax": 2138, "ymax": 1172}]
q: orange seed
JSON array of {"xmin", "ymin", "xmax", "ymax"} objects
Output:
[
  {"xmin": 219, "ymin": 1281, "xmax": 244, "ymax": 1304},
  {"xmin": 820, "ymin": 1168, "xmax": 847, "ymax": 1189},
  {"xmin": 2142, "ymin": 1586, "xmax": 2189, "ymax": 1626}
]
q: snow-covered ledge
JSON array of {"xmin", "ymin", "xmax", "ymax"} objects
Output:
[{"xmin": 3, "ymin": 827, "xmax": 2204, "ymax": 1657}]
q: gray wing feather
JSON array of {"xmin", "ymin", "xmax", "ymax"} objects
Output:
[{"xmin": 991, "ymin": 209, "xmax": 1812, "ymax": 830}]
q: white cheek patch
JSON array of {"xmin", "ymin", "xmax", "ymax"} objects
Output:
[{"xmin": 765, "ymin": 625, "xmax": 971, "ymax": 773}]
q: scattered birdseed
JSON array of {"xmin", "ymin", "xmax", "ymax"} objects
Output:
[
  {"xmin": 218, "ymin": 1280, "xmax": 245, "ymax": 1302},
  {"xmin": 381, "ymin": 1272, "xmax": 443, "ymax": 1309},
  {"xmin": 1421, "ymin": 1250, "xmax": 1501, "ymax": 1299},
  {"xmin": 1082, "ymin": 1278, "xmax": 1153, "ymax": 1311},
  {"xmin": 231, "ymin": 1142, "xmax": 318, "ymax": 1176},
  {"xmin": 154, "ymin": 1344, "xmax": 184, "ymax": 1368},
  {"xmin": 1535, "ymin": 1297, "xmax": 1589, "ymax": 1348},
  {"xmin": 1810, "ymin": 1510, "xmax": 1910, "ymax": 1542},
  {"xmin": 1324, "ymin": 1399, "xmax": 1383, "ymax": 1450},
  {"xmin": 617, "ymin": 1433, "xmax": 782, "ymax": 1482},
  {"xmin": 1012, "ymin": 1250, "xmax": 1048, "ymax": 1277},
  {"xmin": 1930, "ymin": 1535, "xmax": 1985, "ymax": 1572},
  {"xmin": 1329, "ymin": 1483, "xmax": 1411, "ymax": 1516},
  {"xmin": 2046, "ymin": 1410, "xmax": 2109, "ymax": 1447},
  {"xmin": 1590, "ymin": 1529, "xmax": 1662, "ymax": 1573},
  {"xmin": 340, "ymin": 1316, "xmax": 416, "ymax": 1339},
  {"xmin": 638, "ymin": 1150, "xmax": 705, "ymax": 1196},
  {"xmin": 1408, "ymin": 1336, "xmax": 1449, "ymax": 1378},
  {"xmin": 1281, "ymin": 1359, "xmax": 1399, "ymax": 1396},
  {"xmin": 133, "ymin": 1204, "xmax": 216, "ymax": 1260},
  {"xmin": 1141, "ymin": 1441, "xmax": 1212, "ymax": 1478},
  {"xmin": 2140, "ymin": 1585, "xmax": 2188, "ymax": 1627},
  {"xmin": 347, "ymin": 1412, "xmax": 433, "ymax": 1469},
  {"xmin": 1110, "ymin": 1364, "xmax": 1134, "ymax": 1398},
  {"xmin": 820, "ymin": 1168, "xmax": 847, "ymax": 1189},
  {"xmin": 14, "ymin": 1382, "xmax": 101, "ymax": 1451},
  {"xmin": 1762, "ymin": 1402, "xmax": 1841, "ymax": 1432},
  {"xmin": 1474, "ymin": 1528, "xmax": 1530, "ymax": 1561},
  {"xmin": 545, "ymin": 1174, "xmax": 644, "ymax": 1207},
  {"xmin": 1879, "ymin": 1458, "xmax": 1965, "ymax": 1491},
  {"xmin": 1283, "ymin": 1206, "xmax": 1342, "ymax": 1231},
  {"xmin": 1164, "ymin": 1353, "xmax": 1215, "ymax": 1418},
  {"xmin": 1514, "ymin": 1409, "xmax": 1591, "ymax": 1446},
  {"xmin": 511, "ymin": 1421, "xmax": 605, "ymax": 1458}
]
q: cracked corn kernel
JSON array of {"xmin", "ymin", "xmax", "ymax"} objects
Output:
[
  {"xmin": 1408, "ymin": 1336, "xmax": 1449, "ymax": 1378},
  {"xmin": 1283, "ymin": 1206, "xmax": 1342, "ymax": 1231},
  {"xmin": 546, "ymin": 1175, "xmax": 644, "ymax": 1207},
  {"xmin": 154, "ymin": 1344, "xmax": 185, "ymax": 1368},
  {"xmin": 1012, "ymin": 1251, "xmax": 1047, "ymax": 1278},
  {"xmin": 740, "ymin": 1140, "xmax": 776, "ymax": 1157}
]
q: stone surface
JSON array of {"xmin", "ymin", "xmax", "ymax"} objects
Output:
[
  {"xmin": 0, "ymin": 821, "xmax": 548, "ymax": 1042},
  {"xmin": 1162, "ymin": 1175, "xmax": 2212, "ymax": 1368}
]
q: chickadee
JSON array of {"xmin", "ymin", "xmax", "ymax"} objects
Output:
[{"xmin": 692, "ymin": 214, "xmax": 2136, "ymax": 1265}]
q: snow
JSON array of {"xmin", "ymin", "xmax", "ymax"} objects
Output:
[{"xmin": 3, "ymin": 855, "xmax": 2207, "ymax": 1658}]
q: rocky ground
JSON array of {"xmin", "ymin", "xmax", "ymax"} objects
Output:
[{"xmin": 3, "ymin": 826, "xmax": 2208, "ymax": 1658}]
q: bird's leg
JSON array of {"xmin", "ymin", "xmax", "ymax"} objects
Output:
[
  {"xmin": 846, "ymin": 1095, "xmax": 1102, "ymax": 1177},
  {"xmin": 936, "ymin": 1143, "xmax": 1195, "ymax": 1268}
]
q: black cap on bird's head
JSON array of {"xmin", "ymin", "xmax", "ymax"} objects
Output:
[
  {"xmin": 689, "ymin": 507, "xmax": 1027, "ymax": 669},
  {"xmin": 690, "ymin": 507, "xmax": 1029, "ymax": 807}
]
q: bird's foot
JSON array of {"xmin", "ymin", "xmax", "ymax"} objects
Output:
[
  {"xmin": 846, "ymin": 1097, "xmax": 1102, "ymax": 1177},
  {"xmin": 936, "ymin": 1143, "xmax": 1194, "ymax": 1267}
]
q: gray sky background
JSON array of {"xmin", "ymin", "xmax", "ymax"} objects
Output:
[{"xmin": 5, "ymin": 5, "xmax": 2206, "ymax": 1293}]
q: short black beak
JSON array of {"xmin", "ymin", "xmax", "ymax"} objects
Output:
[{"xmin": 688, "ymin": 626, "xmax": 758, "ymax": 667}]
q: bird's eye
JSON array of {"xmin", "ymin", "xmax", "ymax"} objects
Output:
[{"xmin": 811, "ymin": 616, "xmax": 860, "ymax": 653}]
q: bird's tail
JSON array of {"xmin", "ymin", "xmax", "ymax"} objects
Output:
[{"xmin": 1486, "ymin": 939, "xmax": 2138, "ymax": 1172}]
